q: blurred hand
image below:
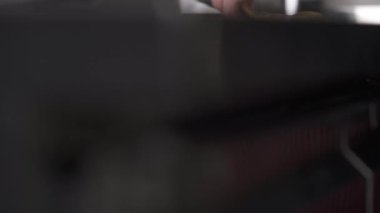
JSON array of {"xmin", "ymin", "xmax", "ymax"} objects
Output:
[{"xmin": 211, "ymin": 0, "xmax": 252, "ymax": 16}]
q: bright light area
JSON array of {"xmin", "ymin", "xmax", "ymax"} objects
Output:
[
  {"xmin": 353, "ymin": 5, "xmax": 380, "ymax": 24},
  {"xmin": 179, "ymin": 0, "xmax": 219, "ymax": 14},
  {"xmin": 285, "ymin": 0, "xmax": 299, "ymax": 15}
]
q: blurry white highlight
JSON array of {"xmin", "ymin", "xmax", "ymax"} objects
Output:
[
  {"xmin": 285, "ymin": 0, "xmax": 299, "ymax": 15},
  {"xmin": 179, "ymin": 0, "xmax": 219, "ymax": 14},
  {"xmin": 353, "ymin": 5, "xmax": 380, "ymax": 24}
]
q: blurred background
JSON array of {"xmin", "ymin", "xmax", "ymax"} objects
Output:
[{"xmin": 1, "ymin": 0, "xmax": 380, "ymax": 213}]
